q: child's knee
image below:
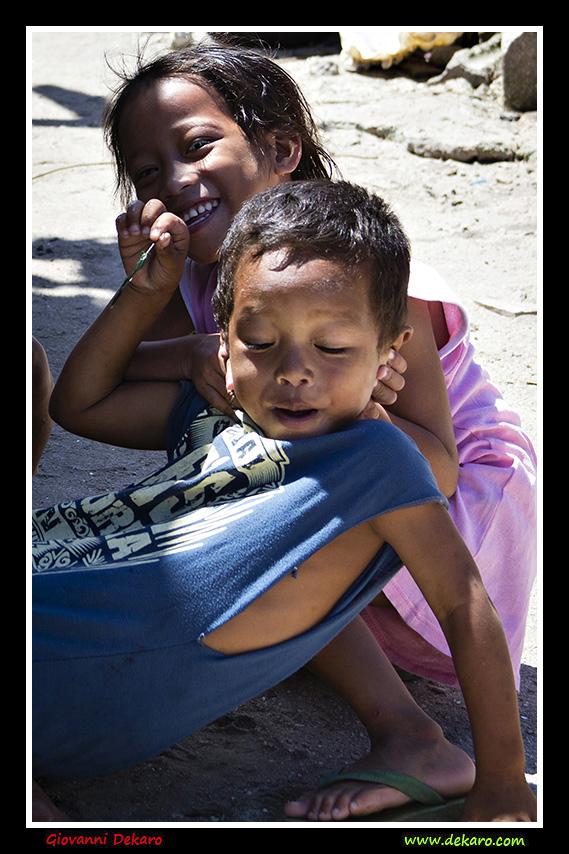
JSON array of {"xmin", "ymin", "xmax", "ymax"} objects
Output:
[
  {"xmin": 32, "ymin": 337, "xmax": 53, "ymax": 394},
  {"xmin": 32, "ymin": 337, "xmax": 54, "ymax": 474}
]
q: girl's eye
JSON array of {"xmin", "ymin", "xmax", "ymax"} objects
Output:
[
  {"xmin": 187, "ymin": 138, "xmax": 213, "ymax": 154},
  {"xmin": 136, "ymin": 166, "xmax": 157, "ymax": 183}
]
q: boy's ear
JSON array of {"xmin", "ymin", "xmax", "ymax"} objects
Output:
[
  {"xmin": 271, "ymin": 131, "xmax": 302, "ymax": 177},
  {"xmin": 218, "ymin": 339, "xmax": 234, "ymax": 392},
  {"xmin": 390, "ymin": 325, "xmax": 413, "ymax": 351},
  {"xmin": 219, "ymin": 339, "xmax": 229, "ymax": 362}
]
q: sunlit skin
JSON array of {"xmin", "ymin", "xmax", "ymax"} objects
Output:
[{"xmin": 220, "ymin": 251, "xmax": 404, "ymax": 441}]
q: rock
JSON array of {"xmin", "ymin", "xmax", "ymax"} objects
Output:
[
  {"xmin": 339, "ymin": 30, "xmax": 462, "ymax": 70},
  {"xmin": 407, "ymin": 138, "xmax": 518, "ymax": 164},
  {"xmin": 502, "ymin": 30, "xmax": 538, "ymax": 111},
  {"xmin": 430, "ymin": 33, "xmax": 502, "ymax": 88},
  {"xmin": 307, "ymin": 56, "xmax": 339, "ymax": 76}
]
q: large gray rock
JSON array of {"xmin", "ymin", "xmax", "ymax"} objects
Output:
[{"xmin": 502, "ymin": 30, "xmax": 538, "ymax": 111}]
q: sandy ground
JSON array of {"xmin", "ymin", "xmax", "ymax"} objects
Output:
[{"xmin": 29, "ymin": 30, "xmax": 540, "ymax": 829}]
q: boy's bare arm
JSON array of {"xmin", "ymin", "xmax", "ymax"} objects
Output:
[
  {"xmin": 50, "ymin": 207, "xmax": 189, "ymax": 450},
  {"xmin": 372, "ymin": 502, "xmax": 536, "ymax": 821}
]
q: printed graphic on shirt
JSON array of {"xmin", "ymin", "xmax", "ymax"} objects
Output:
[{"xmin": 32, "ymin": 412, "xmax": 290, "ymax": 573}]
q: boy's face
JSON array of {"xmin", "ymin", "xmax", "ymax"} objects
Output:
[{"xmin": 223, "ymin": 250, "xmax": 390, "ymax": 441}]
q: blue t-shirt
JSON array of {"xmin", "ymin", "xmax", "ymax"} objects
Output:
[{"xmin": 32, "ymin": 383, "xmax": 446, "ymax": 779}]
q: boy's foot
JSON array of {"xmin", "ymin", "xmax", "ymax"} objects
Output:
[{"xmin": 284, "ymin": 730, "xmax": 475, "ymax": 821}]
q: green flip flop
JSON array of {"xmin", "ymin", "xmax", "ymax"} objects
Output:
[{"xmin": 315, "ymin": 769, "xmax": 466, "ymax": 822}]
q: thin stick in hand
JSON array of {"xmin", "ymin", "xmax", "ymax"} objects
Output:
[{"xmin": 109, "ymin": 243, "xmax": 156, "ymax": 309}]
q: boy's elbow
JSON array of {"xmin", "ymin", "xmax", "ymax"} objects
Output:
[
  {"xmin": 434, "ymin": 447, "xmax": 459, "ymax": 498},
  {"xmin": 440, "ymin": 463, "xmax": 459, "ymax": 498}
]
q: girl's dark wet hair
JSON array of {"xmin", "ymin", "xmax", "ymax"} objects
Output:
[
  {"xmin": 213, "ymin": 180, "xmax": 410, "ymax": 353},
  {"xmin": 103, "ymin": 42, "xmax": 337, "ymax": 207}
]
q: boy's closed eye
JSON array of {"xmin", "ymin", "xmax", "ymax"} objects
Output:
[
  {"xmin": 316, "ymin": 345, "xmax": 349, "ymax": 354},
  {"xmin": 243, "ymin": 342, "xmax": 350, "ymax": 354},
  {"xmin": 244, "ymin": 341, "xmax": 273, "ymax": 351}
]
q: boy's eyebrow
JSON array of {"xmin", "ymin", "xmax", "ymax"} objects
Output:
[{"xmin": 235, "ymin": 302, "xmax": 371, "ymax": 330}]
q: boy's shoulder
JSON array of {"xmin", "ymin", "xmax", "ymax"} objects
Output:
[{"xmin": 318, "ymin": 418, "xmax": 446, "ymax": 509}]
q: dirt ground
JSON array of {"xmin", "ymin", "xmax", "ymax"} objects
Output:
[{"xmin": 29, "ymin": 29, "xmax": 540, "ymax": 828}]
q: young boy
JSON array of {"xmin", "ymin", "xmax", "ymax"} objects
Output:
[{"xmin": 39, "ymin": 181, "xmax": 536, "ymax": 822}]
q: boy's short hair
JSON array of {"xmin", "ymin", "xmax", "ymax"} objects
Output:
[{"xmin": 213, "ymin": 180, "xmax": 410, "ymax": 352}]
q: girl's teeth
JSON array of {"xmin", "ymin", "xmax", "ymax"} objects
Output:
[{"xmin": 183, "ymin": 200, "xmax": 219, "ymax": 222}]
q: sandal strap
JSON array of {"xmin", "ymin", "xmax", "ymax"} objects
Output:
[{"xmin": 318, "ymin": 769, "xmax": 446, "ymax": 806}]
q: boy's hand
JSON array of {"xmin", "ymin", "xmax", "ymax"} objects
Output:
[{"xmin": 116, "ymin": 199, "xmax": 189, "ymax": 297}]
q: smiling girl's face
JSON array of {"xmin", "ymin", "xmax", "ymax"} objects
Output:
[{"xmin": 118, "ymin": 77, "xmax": 300, "ymax": 265}]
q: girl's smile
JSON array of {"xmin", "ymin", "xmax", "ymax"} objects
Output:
[
  {"xmin": 180, "ymin": 198, "xmax": 220, "ymax": 231},
  {"xmin": 118, "ymin": 78, "xmax": 300, "ymax": 265}
]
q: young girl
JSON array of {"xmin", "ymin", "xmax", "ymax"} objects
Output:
[
  {"xmin": 82, "ymin": 41, "xmax": 536, "ymax": 819},
  {"xmin": 103, "ymin": 44, "xmax": 338, "ymax": 418}
]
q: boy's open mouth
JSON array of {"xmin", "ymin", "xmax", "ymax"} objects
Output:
[
  {"xmin": 278, "ymin": 408, "xmax": 316, "ymax": 417},
  {"xmin": 273, "ymin": 407, "xmax": 318, "ymax": 422}
]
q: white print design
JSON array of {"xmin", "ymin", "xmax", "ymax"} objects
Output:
[{"xmin": 32, "ymin": 415, "xmax": 290, "ymax": 573}]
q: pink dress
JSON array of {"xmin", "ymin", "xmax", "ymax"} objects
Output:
[
  {"xmin": 179, "ymin": 261, "xmax": 219, "ymax": 334},
  {"xmin": 180, "ymin": 258, "xmax": 538, "ymax": 688}
]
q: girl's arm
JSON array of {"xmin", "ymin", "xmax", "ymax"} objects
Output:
[
  {"xmin": 125, "ymin": 331, "xmax": 235, "ymax": 419},
  {"xmin": 373, "ymin": 503, "xmax": 536, "ymax": 821},
  {"xmin": 137, "ymin": 286, "xmax": 195, "ymax": 341},
  {"xmin": 50, "ymin": 209, "xmax": 188, "ymax": 450},
  {"xmin": 118, "ymin": 201, "xmax": 235, "ymax": 418},
  {"xmin": 383, "ymin": 297, "xmax": 459, "ymax": 497}
]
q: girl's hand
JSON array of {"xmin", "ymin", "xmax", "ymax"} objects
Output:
[
  {"xmin": 116, "ymin": 199, "xmax": 189, "ymax": 297},
  {"xmin": 180, "ymin": 334, "xmax": 236, "ymax": 420},
  {"xmin": 373, "ymin": 348, "xmax": 407, "ymax": 406},
  {"xmin": 357, "ymin": 397, "xmax": 392, "ymax": 423},
  {"xmin": 356, "ymin": 341, "xmax": 408, "ymax": 424},
  {"xmin": 116, "ymin": 199, "xmax": 161, "ymax": 272}
]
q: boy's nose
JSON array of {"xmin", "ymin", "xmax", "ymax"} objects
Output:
[{"xmin": 275, "ymin": 349, "xmax": 314, "ymax": 386}]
